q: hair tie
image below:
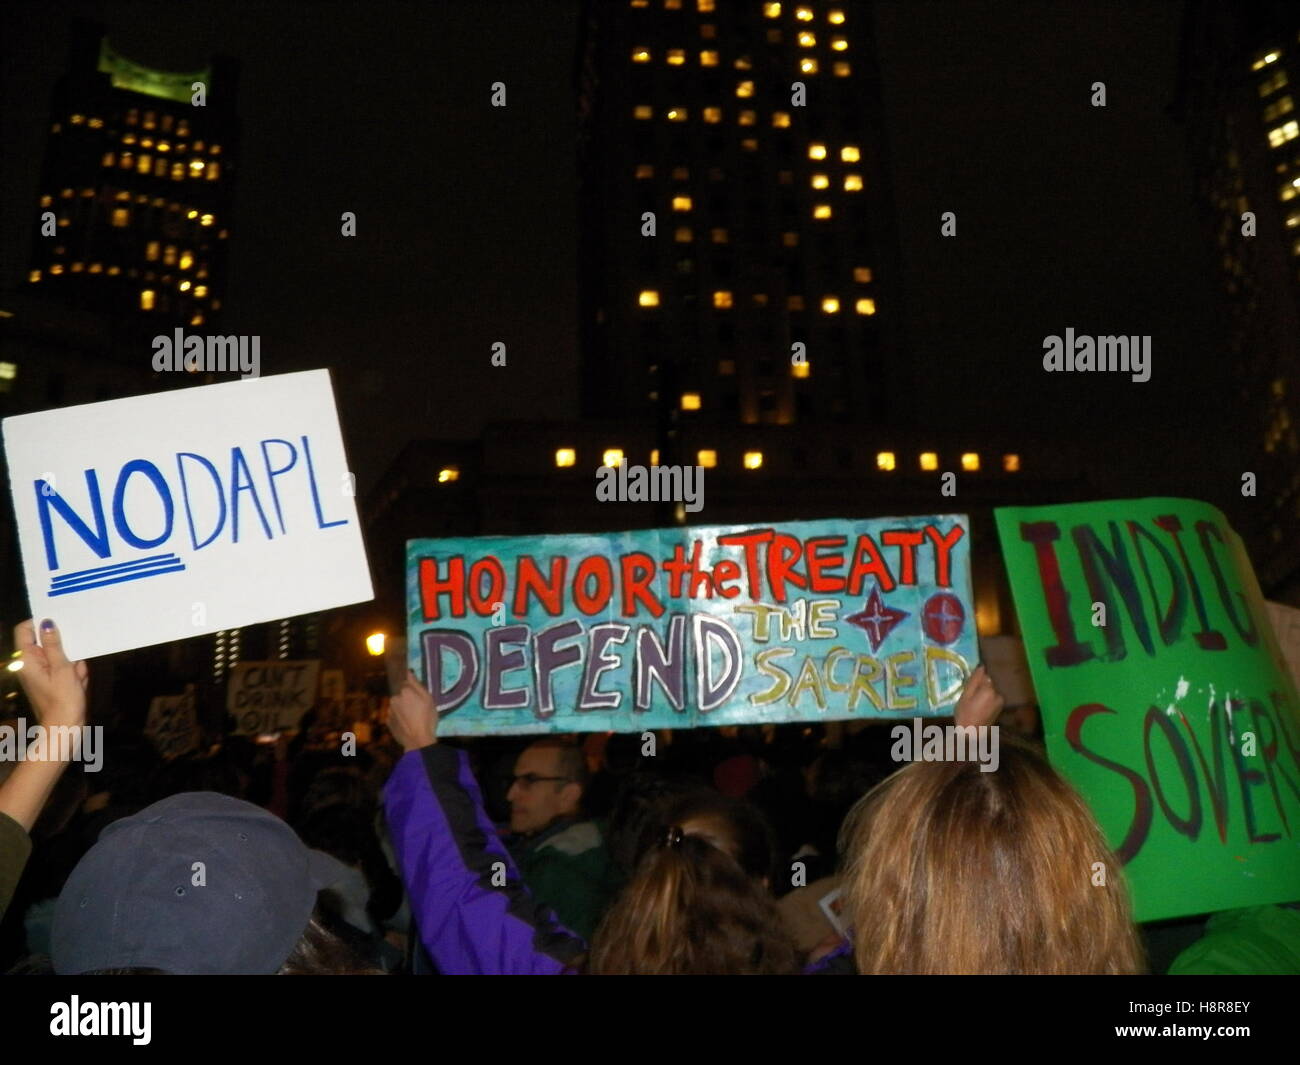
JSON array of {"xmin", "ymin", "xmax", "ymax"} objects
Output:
[{"xmin": 665, "ymin": 825, "xmax": 684, "ymax": 849}]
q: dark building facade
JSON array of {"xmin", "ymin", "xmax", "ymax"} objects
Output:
[
  {"xmin": 576, "ymin": 0, "xmax": 909, "ymax": 434},
  {"xmin": 26, "ymin": 20, "xmax": 239, "ymax": 336},
  {"xmin": 1173, "ymin": 0, "xmax": 1300, "ymax": 602}
]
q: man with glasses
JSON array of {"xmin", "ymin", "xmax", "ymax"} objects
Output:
[{"xmin": 505, "ymin": 737, "xmax": 616, "ymax": 943}]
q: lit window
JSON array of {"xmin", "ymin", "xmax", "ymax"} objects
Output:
[
  {"xmin": 675, "ymin": 226, "xmax": 693, "ymax": 242},
  {"xmin": 844, "ymin": 174, "xmax": 863, "ymax": 191},
  {"xmin": 146, "ymin": 241, "xmax": 160, "ymax": 261},
  {"xmin": 111, "ymin": 207, "xmax": 130, "ymax": 227},
  {"xmin": 877, "ymin": 452, "xmax": 896, "ymax": 471},
  {"xmin": 787, "ymin": 295, "xmax": 805, "ymax": 310},
  {"xmin": 555, "ymin": 448, "xmax": 576, "ymax": 467},
  {"xmin": 635, "ymin": 105, "xmax": 653, "ymax": 119},
  {"xmin": 796, "ymin": 6, "xmax": 813, "ymax": 20},
  {"xmin": 603, "ymin": 449, "xmax": 625, "ymax": 467},
  {"xmin": 812, "ymin": 173, "xmax": 829, "ymax": 189},
  {"xmin": 668, "ymin": 49, "xmax": 686, "ymax": 65},
  {"xmin": 919, "ymin": 452, "xmax": 938, "ymax": 471},
  {"xmin": 703, "ymin": 106, "xmax": 722, "ymax": 123},
  {"xmin": 809, "ymin": 143, "xmax": 827, "ymax": 159},
  {"xmin": 853, "ymin": 266, "xmax": 873, "ymax": 282},
  {"xmin": 799, "ymin": 32, "xmax": 816, "ymax": 47},
  {"xmin": 764, "ymin": 2, "xmax": 781, "ymax": 16},
  {"xmin": 821, "ymin": 296, "xmax": 840, "ymax": 313},
  {"xmin": 833, "ymin": 61, "xmax": 851, "ymax": 76},
  {"xmin": 829, "ymin": 9, "xmax": 845, "ymax": 23},
  {"xmin": 831, "ymin": 38, "xmax": 848, "ymax": 50},
  {"xmin": 713, "ymin": 291, "xmax": 733, "ymax": 308},
  {"xmin": 698, "ymin": 449, "xmax": 718, "ymax": 468},
  {"xmin": 792, "ymin": 361, "xmax": 810, "ymax": 379},
  {"xmin": 194, "ymin": 285, "xmax": 208, "ymax": 298},
  {"xmin": 737, "ymin": 81, "xmax": 754, "ymax": 98},
  {"xmin": 782, "ymin": 232, "xmax": 799, "ymax": 247},
  {"xmin": 813, "ymin": 204, "xmax": 832, "ymax": 219},
  {"xmin": 682, "ymin": 393, "xmax": 702, "ymax": 410},
  {"xmin": 633, "ymin": 48, "xmax": 651, "ymax": 62},
  {"xmin": 1003, "ymin": 454, "xmax": 1020, "ymax": 472},
  {"xmin": 179, "ymin": 280, "xmax": 192, "ymax": 292},
  {"xmin": 667, "ymin": 108, "xmax": 687, "ymax": 121},
  {"xmin": 855, "ymin": 298, "xmax": 876, "ymax": 315},
  {"xmin": 961, "ymin": 453, "xmax": 980, "ymax": 471},
  {"xmin": 701, "ymin": 50, "xmax": 718, "ymax": 66},
  {"xmin": 639, "ymin": 290, "xmax": 660, "ymax": 307},
  {"xmin": 801, "ymin": 58, "xmax": 819, "ymax": 74},
  {"xmin": 744, "ymin": 451, "xmax": 763, "ymax": 470},
  {"xmin": 711, "ymin": 228, "xmax": 728, "ymax": 243},
  {"xmin": 140, "ymin": 289, "xmax": 156, "ymax": 310},
  {"xmin": 673, "ymin": 195, "xmax": 693, "ymax": 211}
]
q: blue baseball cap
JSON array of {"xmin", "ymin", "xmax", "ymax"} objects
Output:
[{"xmin": 52, "ymin": 791, "xmax": 346, "ymax": 975}]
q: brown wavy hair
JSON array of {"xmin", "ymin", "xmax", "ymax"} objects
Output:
[
  {"xmin": 840, "ymin": 734, "xmax": 1145, "ymax": 974},
  {"xmin": 588, "ymin": 794, "xmax": 799, "ymax": 975}
]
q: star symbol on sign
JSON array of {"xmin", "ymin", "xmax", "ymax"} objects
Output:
[{"xmin": 846, "ymin": 585, "xmax": 909, "ymax": 653}]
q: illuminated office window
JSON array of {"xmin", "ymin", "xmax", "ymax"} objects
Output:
[
  {"xmin": 682, "ymin": 393, "xmax": 702, "ymax": 410},
  {"xmin": 639, "ymin": 290, "xmax": 660, "ymax": 306},
  {"xmin": 844, "ymin": 174, "xmax": 863, "ymax": 191},
  {"xmin": 703, "ymin": 106, "xmax": 722, "ymax": 123},
  {"xmin": 809, "ymin": 143, "xmax": 827, "ymax": 159},
  {"xmin": 855, "ymin": 298, "xmax": 876, "ymax": 315},
  {"xmin": 877, "ymin": 452, "xmax": 896, "ymax": 471},
  {"xmin": 713, "ymin": 290, "xmax": 733, "ymax": 308},
  {"xmin": 813, "ymin": 204, "xmax": 832, "ymax": 219},
  {"xmin": 140, "ymin": 289, "xmax": 156, "ymax": 310},
  {"xmin": 919, "ymin": 452, "xmax": 938, "ymax": 471}
]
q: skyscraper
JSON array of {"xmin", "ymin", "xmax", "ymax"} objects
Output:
[
  {"xmin": 26, "ymin": 20, "xmax": 239, "ymax": 333},
  {"xmin": 576, "ymin": 0, "xmax": 907, "ymax": 436},
  {"xmin": 1174, "ymin": 0, "xmax": 1300, "ymax": 599}
]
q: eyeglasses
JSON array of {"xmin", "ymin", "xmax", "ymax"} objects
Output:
[{"xmin": 509, "ymin": 773, "xmax": 573, "ymax": 789}]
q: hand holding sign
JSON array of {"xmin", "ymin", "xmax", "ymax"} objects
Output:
[
  {"xmin": 954, "ymin": 664, "xmax": 1003, "ymax": 728},
  {"xmin": 14, "ymin": 620, "xmax": 88, "ymax": 731},
  {"xmin": 388, "ymin": 671, "xmax": 438, "ymax": 752}
]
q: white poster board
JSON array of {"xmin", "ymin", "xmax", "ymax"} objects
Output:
[
  {"xmin": 3, "ymin": 370, "xmax": 372, "ymax": 660},
  {"xmin": 227, "ymin": 660, "xmax": 322, "ymax": 736}
]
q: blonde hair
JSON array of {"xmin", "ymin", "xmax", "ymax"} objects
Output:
[{"xmin": 840, "ymin": 736, "xmax": 1145, "ymax": 974}]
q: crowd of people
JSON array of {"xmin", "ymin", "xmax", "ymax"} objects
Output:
[{"xmin": 1, "ymin": 618, "xmax": 1297, "ymax": 975}]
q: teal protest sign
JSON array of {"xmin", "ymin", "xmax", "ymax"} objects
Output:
[
  {"xmin": 997, "ymin": 498, "xmax": 1300, "ymax": 922},
  {"xmin": 406, "ymin": 515, "xmax": 977, "ymax": 736}
]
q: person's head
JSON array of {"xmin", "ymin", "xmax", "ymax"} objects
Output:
[
  {"xmin": 506, "ymin": 738, "xmax": 587, "ymax": 835},
  {"xmin": 588, "ymin": 791, "xmax": 797, "ymax": 974},
  {"xmin": 51, "ymin": 791, "xmax": 374, "ymax": 975},
  {"xmin": 840, "ymin": 736, "xmax": 1145, "ymax": 974}
]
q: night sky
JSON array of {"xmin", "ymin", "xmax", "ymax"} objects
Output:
[{"xmin": 1, "ymin": 1, "xmax": 1231, "ymax": 499}]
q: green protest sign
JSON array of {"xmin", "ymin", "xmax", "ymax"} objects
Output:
[{"xmin": 995, "ymin": 498, "xmax": 1300, "ymax": 923}]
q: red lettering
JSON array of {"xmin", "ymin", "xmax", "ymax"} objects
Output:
[
  {"xmin": 513, "ymin": 555, "xmax": 566, "ymax": 616},
  {"xmin": 620, "ymin": 552, "xmax": 665, "ymax": 617},
  {"xmin": 805, "ymin": 536, "xmax": 847, "ymax": 593},
  {"xmin": 419, "ymin": 556, "xmax": 466, "ymax": 620}
]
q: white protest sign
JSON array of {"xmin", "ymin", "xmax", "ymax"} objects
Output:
[
  {"xmin": 146, "ymin": 689, "xmax": 199, "ymax": 760},
  {"xmin": 2, "ymin": 369, "xmax": 372, "ymax": 660},
  {"xmin": 228, "ymin": 660, "xmax": 321, "ymax": 736}
]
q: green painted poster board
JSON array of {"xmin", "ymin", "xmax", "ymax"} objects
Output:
[{"xmin": 996, "ymin": 498, "xmax": 1300, "ymax": 923}]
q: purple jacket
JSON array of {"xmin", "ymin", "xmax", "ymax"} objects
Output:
[{"xmin": 384, "ymin": 744, "xmax": 585, "ymax": 975}]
